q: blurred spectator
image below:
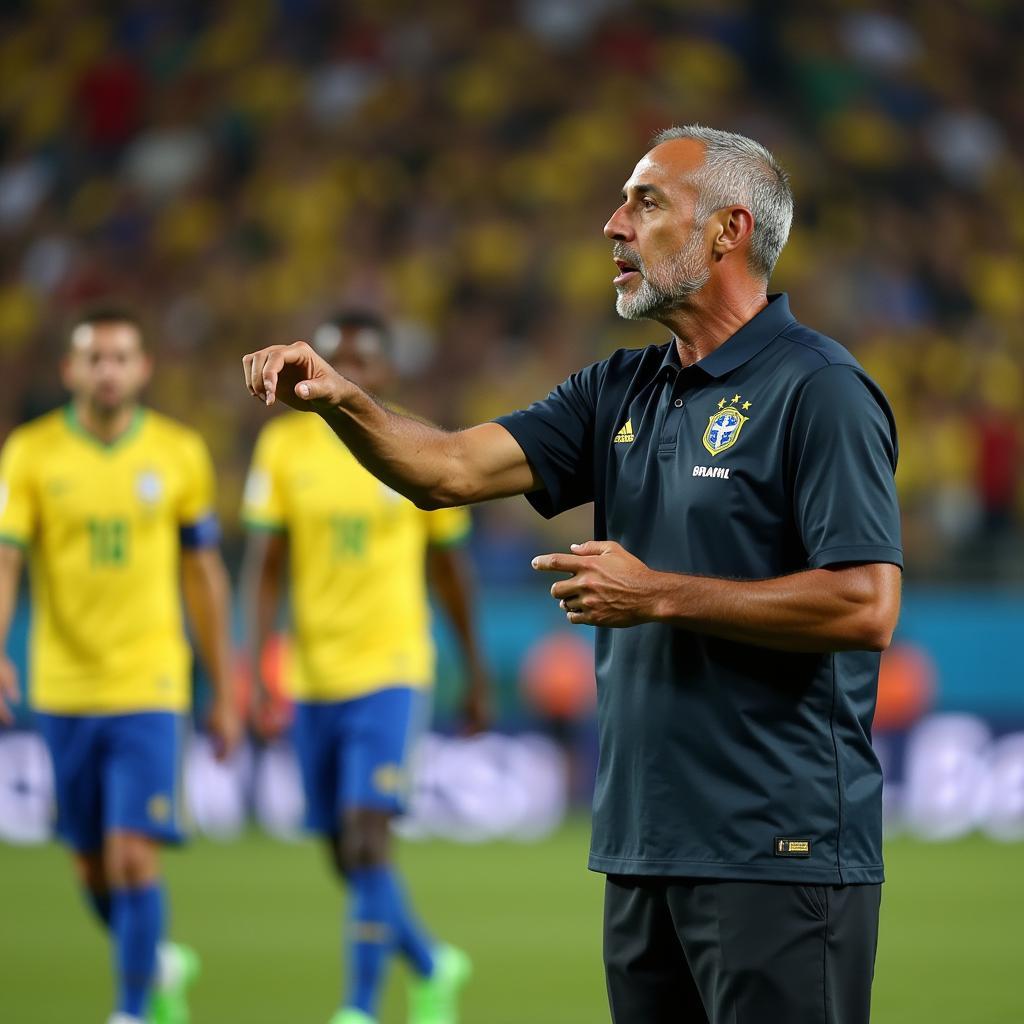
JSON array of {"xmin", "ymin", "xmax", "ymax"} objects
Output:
[{"xmin": 0, "ymin": 0, "xmax": 1022, "ymax": 581}]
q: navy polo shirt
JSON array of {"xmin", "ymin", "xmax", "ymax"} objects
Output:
[{"xmin": 495, "ymin": 294, "xmax": 902, "ymax": 883}]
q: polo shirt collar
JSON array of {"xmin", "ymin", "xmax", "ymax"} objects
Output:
[{"xmin": 660, "ymin": 293, "xmax": 796, "ymax": 379}]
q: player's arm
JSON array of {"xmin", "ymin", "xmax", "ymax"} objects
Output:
[
  {"xmin": 181, "ymin": 545, "xmax": 242, "ymax": 758},
  {"xmin": 239, "ymin": 528, "xmax": 289, "ymax": 737},
  {"xmin": 0, "ymin": 543, "xmax": 23, "ymax": 724},
  {"xmin": 243, "ymin": 342, "xmax": 539, "ymax": 508},
  {"xmin": 534, "ymin": 543, "xmax": 901, "ymax": 652},
  {"xmin": 427, "ymin": 541, "xmax": 491, "ymax": 732}
]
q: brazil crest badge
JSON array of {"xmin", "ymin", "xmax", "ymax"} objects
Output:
[{"xmin": 702, "ymin": 395, "xmax": 752, "ymax": 456}]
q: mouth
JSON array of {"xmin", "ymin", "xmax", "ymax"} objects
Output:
[{"xmin": 613, "ymin": 258, "xmax": 640, "ymax": 286}]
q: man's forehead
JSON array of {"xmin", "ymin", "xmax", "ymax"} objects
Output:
[
  {"xmin": 70, "ymin": 322, "xmax": 141, "ymax": 352},
  {"xmin": 623, "ymin": 139, "xmax": 706, "ymax": 193}
]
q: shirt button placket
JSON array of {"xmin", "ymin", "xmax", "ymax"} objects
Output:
[{"xmin": 659, "ymin": 371, "xmax": 685, "ymax": 448}]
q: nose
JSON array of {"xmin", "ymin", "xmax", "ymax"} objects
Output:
[{"xmin": 603, "ymin": 203, "xmax": 634, "ymax": 242}]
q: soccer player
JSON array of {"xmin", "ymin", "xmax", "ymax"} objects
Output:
[
  {"xmin": 0, "ymin": 309, "xmax": 242, "ymax": 1024},
  {"xmin": 240, "ymin": 311, "xmax": 489, "ymax": 1024},
  {"xmin": 243, "ymin": 126, "xmax": 903, "ymax": 1024}
]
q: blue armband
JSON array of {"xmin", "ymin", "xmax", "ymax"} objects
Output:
[{"xmin": 179, "ymin": 514, "xmax": 221, "ymax": 549}]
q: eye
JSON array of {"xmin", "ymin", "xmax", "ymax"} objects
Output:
[{"xmin": 641, "ymin": 197, "xmax": 657, "ymax": 211}]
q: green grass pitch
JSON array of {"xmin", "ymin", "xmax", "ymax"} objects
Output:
[{"xmin": 1, "ymin": 821, "xmax": 1021, "ymax": 1022}]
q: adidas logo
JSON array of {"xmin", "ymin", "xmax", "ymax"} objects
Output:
[{"xmin": 614, "ymin": 418, "xmax": 634, "ymax": 444}]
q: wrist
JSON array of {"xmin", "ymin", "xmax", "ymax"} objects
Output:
[
  {"xmin": 321, "ymin": 378, "xmax": 365, "ymax": 417},
  {"xmin": 643, "ymin": 570, "xmax": 677, "ymax": 624}
]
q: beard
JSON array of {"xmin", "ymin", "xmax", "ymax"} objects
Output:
[{"xmin": 613, "ymin": 228, "xmax": 710, "ymax": 320}]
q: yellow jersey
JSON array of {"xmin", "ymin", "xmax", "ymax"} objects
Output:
[
  {"xmin": 242, "ymin": 412, "xmax": 470, "ymax": 701},
  {"xmin": 0, "ymin": 406, "xmax": 218, "ymax": 714}
]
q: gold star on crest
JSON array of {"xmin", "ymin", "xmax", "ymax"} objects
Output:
[
  {"xmin": 731, "ymin": 393, "xmax": 741, "ymax": 404},
  {"xmin": 717, "ymin": 397, "xmax": 727, "ymax": 409},
  {"xmin": 742, "ymin": 400, "xmax": 752, "ymax": 411}
]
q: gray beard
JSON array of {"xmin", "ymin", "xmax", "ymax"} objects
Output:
[{"xmin": 614, "ymin": 233, "xmax": 709, "ymax": 320}]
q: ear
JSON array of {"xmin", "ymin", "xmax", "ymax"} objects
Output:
[{"xmin": 709, "ymin": 205, "xmax": 755, "ymax": 261}]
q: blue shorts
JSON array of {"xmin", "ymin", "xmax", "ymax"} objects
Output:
[
  {"xmin": 35, "ymin": 711, "xmax": 186, "ymax": 852},
  {"xmin": 292, "ymin": 686, "xmax": 425, "ymax": 834}
]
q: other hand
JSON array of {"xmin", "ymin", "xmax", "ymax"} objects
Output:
[{"xmin": 532, "ymin": 540, "xmax": 663, "ymax": 627}]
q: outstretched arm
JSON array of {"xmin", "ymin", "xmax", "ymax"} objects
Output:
[{"xmin": 243, "ymin": 342, "xmax": 539, "ymax": 509}]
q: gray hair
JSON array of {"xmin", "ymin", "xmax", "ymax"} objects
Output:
[{"xmin": 651, "ymin": 124, "xmax": 793, "ymax": 280}]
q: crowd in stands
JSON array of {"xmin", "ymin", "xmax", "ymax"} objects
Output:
[{"xmin": 1, "ymin": 0, "xmax": 1021, "ymax": 581}]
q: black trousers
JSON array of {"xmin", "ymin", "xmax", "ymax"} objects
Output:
[{"xmin": 604, "ymin": 876, "xmax": 881, "ymax": 1024}]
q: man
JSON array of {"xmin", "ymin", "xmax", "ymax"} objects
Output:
[
  {"xmin": 242, "ymin": 126, "xmax": 902, "ymax": 1024},
  {"xmin": 240, "ymin": 310, "xmax": 490, "ymax": 1024},
  {"xmin": 0, "ymin": 309, "xmax": 242, "ymax": 1024}
]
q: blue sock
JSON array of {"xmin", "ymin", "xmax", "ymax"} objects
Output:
[
  {"xmin": 111, "ymin": 884, "xmax": 165, "ymax": 1017},
  {"xmin": 346, "ymin": 867, "xmax": 396, "ymax": 1016},
  {"xmin": 84, "ymin": 888, "xmax": 113, "ymax": 930},
  {"xmin": 384, "ymin": 870, "xmax": 435, "ymax": 978}
]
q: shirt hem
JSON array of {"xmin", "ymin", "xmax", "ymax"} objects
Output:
[
  {"xmin": 290, "ymin": 679, "xmax": 432, "ymax": 702},
  {"xmin": 0, "ymin": 531, "xmax": 28, "ymax": 550},
  {"xmin": 587, "ymin": 854, "xmax": 884, "ymax": 884},
  {"xmin": 809, "ymin": 544, "xmax": 903, "ymax": 569},
  {"xmin": 32, "ymin": 700, "xmax": 189, "ymax": 716}
]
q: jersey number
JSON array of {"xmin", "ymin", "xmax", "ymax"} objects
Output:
[
  {"xmin": 331, "ymin": 516, "xmax": 368, "ymax": 559},
  {"xmin": 88, "ymin": 518, "xmax": 130, "ymax": 566}
]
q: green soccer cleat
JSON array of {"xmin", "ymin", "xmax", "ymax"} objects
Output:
[
  {"xmin": 407, "ymin": 944, "xmax": 472, "ymax": 1024},
  {"xmin": 328, "ymin": 1010, "xmax": 377, "ymax": 1024},
  {"xmin": 147, "ymin": 942, "xmax": 200, "ymax": 1024}
]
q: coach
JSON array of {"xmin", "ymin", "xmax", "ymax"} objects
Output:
[{"xmin": 244, "ymin": 125, "xmax": 903, "ymax": 1024}]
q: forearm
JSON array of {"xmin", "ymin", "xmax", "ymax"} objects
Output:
[
  {"xmin": 648, "ymin": 567, "xmax": 896, "ymax": 653},
  {"xmin": 182, "ymin": 553, "xmax": 234, "ymax": 699},
  {"xmin": 245, "ymin": 340, "xmax": 537, "ymax": 506},
  {"xmin": 320, "ymin": 393, "xmax": 459, "ymax": 507},
  {"xmin": 320, "ymin": 393, "xmax": 473, "ymax": 509}
]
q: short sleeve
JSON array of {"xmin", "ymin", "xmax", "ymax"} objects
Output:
[
  {"xmin": 425, "ymin": 505, "xmax": 471, "ymax": 547},
  {"xmin": 241, "ymin": 425, "xmax": 287, "ymax": 531},
  {"xmin": 177, "ymin": 432, "xmax": 220, "ymax": 547},
  {"xmin": 493, "ymin": 362, "xmax": 601, "ymax": 519},
  {"xmin": 0, "ymin": 430, "xmax": 36, "ymax": 547},
  {"xmin": 789, "ymin": 364, "xmax": 903, "ymax": 569}
]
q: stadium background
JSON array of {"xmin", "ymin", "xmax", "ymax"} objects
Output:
[{"xmin": 1, "ymin": 1, "xmax": 1022, "ymax": 1021}]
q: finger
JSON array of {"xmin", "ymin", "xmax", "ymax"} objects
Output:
[
  {"xmin": 570, "ymin": 540, "xmax": 607, "ymax": 556},
  {"xmin": 532, "ymin": 552, "xmax": 584, "ymax": 574},
  {"xmin": 566, "ymin": 609, "xmax": 591, "ymax": 625},
  {"xmin": 550, "ymin": 578, "xmax": 582, "ymax": 600},
  {"xmin": 294, "ymin": 377, "xmax": 331, "ymax": 402},
  {"xmin": 249, "ymin": 350, "xmax": 269, "ymax": 397},
  {"xmin": 261, "ymin": 351, "xmax": 286, "ymax": 407},
  {"xmin": 242, "ymin": 354, "xmax": 255, "ymax": 397}
]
